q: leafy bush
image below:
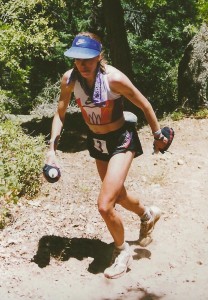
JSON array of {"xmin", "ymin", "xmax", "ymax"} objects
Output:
[
  {"xmin": 0, "ymin": 91, "xmax": 20, "ymax": 117},
  {"xmin": 194, "ymin": 108, "xmax": 208, "ymax": 119},
  {"xmin": 170, "ymin": 110, "xmax": 186, "ymax": 121},
  {"xmin": 170, "ymin": 107, "xmax": 208, "ymax": 121},
  {"xmin": 31, "ymin": 77, "xmax": 77, "ymax": 117},
  {"xmin": 30, "ymin": 78, "xmax": 61, "ymax": 117},
  {"xmin": 0, "ymin": 0, "xmax": 68, "ymax": 113},
  {"xmin": 196, "ymin": 0, "xmax": 208, "ymax": 23},
  {"xmin": 0, "ymin": 119, "xmax": 46, "ymax": 203},
  {"xmin": 125, "ymin": 0, "xmax": 200, "ymax": 114}
]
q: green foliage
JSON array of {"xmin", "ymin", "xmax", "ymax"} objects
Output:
[
  {"xmin": 170, "ymin": 107, "xmax": 208, "ymax": 121},
  {"xmin": 0, "ymin": 92, "xmax": 9, "ymax": 119},
  {"xmin": 0, "ymin": 208, "xmax": 12, "ymax": 229},
  {"xmin": 0, "ymin": 0, "xmax": 67, "ymax": 113},
  {"xmin": 196, "ymin": 0, "xmax": 208, "ymax": 22},
  {"xmin": 124, "ymin": 0, "xmax": 200, "ymax": 114},
  {"xmin": 141, "ymin": 0, "xmax": 167, "ymax": 8},
  {"xmin": 0, "ymin": 0, "xmax": 205, "ymax": 115},
  {"xmin": 194, "ymin": 108, "xmax": 208, "ymax": 119},
  {"xmin": 0, "ymin": 0, "xmax": 104, "ymax": 113},
  {"xmin": 0, "ymin": 119, "xmax": 46, "ymax": 203},
  {"xmin": 170, "ymin": 110, "xmax": 186, "ymax": 121},
  {"xmin": 0, "ymin": 90, "xmax": 21, "ymax": 116},
  {"xmin": 31, "ymin": 77, "xmax": 77, "ymax": 116},
  {"xmin": 33, "ymin": 79, "xmax": 61, "ymax": 107}
]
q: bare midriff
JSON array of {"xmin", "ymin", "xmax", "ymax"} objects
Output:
[{"xmin": 87, "ymin": 116, "xmax": 125, "ymax": 134}]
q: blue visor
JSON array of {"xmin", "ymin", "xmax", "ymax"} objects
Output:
[{"xmin": 64, "ymin": 36, "xmax": 102, "ymax": 59}]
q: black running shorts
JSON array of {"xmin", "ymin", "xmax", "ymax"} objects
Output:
[{"xmin": 87, "ymin": 122, "xmax": 143, "ymax": 161}]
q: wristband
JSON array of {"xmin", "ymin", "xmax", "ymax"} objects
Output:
[{"xmin": 153, "ymin": 129, "xmax": 162, "ymax": 137}]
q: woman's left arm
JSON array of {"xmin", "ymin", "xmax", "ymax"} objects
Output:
[
  {"xmin": 109, "ymin": 71, "xmax": 159, "ymax": 132},
  {"xmin": 109, "ymin": 69, "xmax": 168, "ymax": 150}
]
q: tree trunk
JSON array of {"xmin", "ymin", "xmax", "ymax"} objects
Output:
[
  {"xmin": 102, "ymin": 0, "xmax": 133, "ymax": 79},
  {"xmin": 102, "ymin": 0, "xmax": 138, "ymax": 113}
]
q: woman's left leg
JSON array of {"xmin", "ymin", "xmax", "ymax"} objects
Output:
[
  {"xmin": 96, "ymin": 151, "xmax": 134, "ymax": 247},
  {"xmin": 96, "ymin": 152, "xmax": 161, "ymax": 250},
  {"xmin": 96, "ymin": 151, "xmax": 141, "ymax": 279}
]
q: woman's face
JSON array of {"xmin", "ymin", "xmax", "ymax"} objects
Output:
[{"xmin": 75, "ymin": 55, "xmax": 100, "ymax": 79}]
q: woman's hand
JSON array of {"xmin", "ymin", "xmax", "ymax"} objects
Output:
[
  {"xmin": 153, "ymin": 127, "xmax": 175, "ymax": 154},
  {"xmin": 45, "ymin": 150, "xmax": 60, "ymax": 168},
  {"xmin": 153, "ymin": 135, "xmax": 168, "ymax": 154}
]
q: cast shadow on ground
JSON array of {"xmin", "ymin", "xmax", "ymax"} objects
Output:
[
  {"xmin": 31, "ymin": 235, "xmax": 151, "ymax": 274},
  {"xmin": 21, "ymin": 113, "xmax": 88, "ymax": 153},
  {"xmin": 121, "ymin": 287, "xmax": 163, "ymax": 300}
]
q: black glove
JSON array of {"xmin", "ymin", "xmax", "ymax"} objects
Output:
[
  {"xmin": 43, "ymin": 164, "xmax": 61, "ymax": 183},
  {"xmin": 155, "ymin": 127, "xmax": 174, "ymax": 154}
]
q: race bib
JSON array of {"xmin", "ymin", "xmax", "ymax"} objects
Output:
[{"xmin": 93, "ymin": 138, "xmax": 109, "ymax": 154}]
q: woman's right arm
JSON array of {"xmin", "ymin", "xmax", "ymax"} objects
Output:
[{"xmin": 46, "ymin": 70, "xmax": 74, "ymax": 166}]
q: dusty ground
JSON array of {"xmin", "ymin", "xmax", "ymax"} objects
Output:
[{"xmin": 0, "ymin": 117, "xmax": 208, "ymax": 300}]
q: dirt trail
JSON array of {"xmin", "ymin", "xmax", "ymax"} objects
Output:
[{"xmin": 0, "ymin": 118, "xmax": 208, "ymax": 300}]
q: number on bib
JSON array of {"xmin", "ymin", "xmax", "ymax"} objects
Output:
[{"xmin": 93, "ymin": 138, "xmax": 109, "ymax": 154}]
